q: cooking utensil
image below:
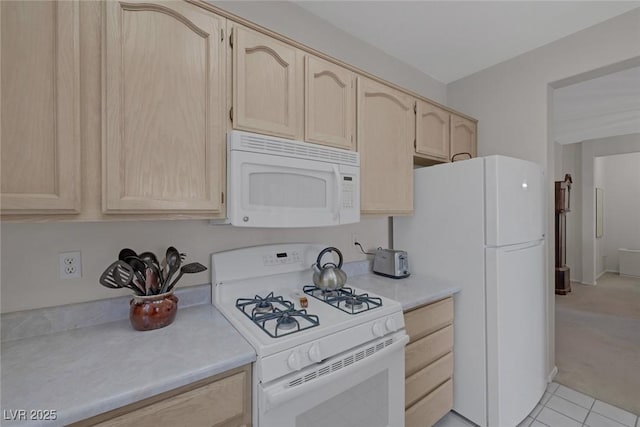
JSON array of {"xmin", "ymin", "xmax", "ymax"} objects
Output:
[
  {"xmin": 118, "ymin": 248, "xmax": 137, "ymax": 262},
  {"xmin": 99, "ymin": 261, "xmax": 145, "ymax": 296},
  {"xmin": 164, "ymin": 246, "xmax": 181, "ymax": 290},
  {"xmin": 163, "ymin": 262, "xmax": 208, "ymax": 293},
  {"xmin": 145, "ymin": 267, "xmax": 160, "ymax": 295},
  {"xmin": 139, "ymin": 251, "xmax": 159, "ymax": 269},
  {"xmin": 312, "ymin": 247, "xmax": 347, "ymax": 291},
  {"xmin": 124, "ymin": 256, "xmax": 148, "ymax": 291}
]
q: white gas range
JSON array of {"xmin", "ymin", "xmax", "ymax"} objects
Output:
[{"xmin": 212, "ymin": 243, "xmax": 409, "ymax": 427}]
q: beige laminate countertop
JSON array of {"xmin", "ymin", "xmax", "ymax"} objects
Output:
[{"xmin": 0, "ymin": 304, "xmax": 256, "ymax": 426}]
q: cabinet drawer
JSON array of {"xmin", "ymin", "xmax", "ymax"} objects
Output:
[
  {"xmin": 405, "ymin": 324, "xmax": 453, "ymax": 377},
  {"xmin": 405, "ymin": 297, "xmax": 453, "ymax": 343},
  {"xmin": 405, "ymin": 352, "xmax": 453, "ymax": 408},
  {"xmin": 93, "ymin": 371, "xmax": 247, "ymax": 427},
  {"xmin": 405, "ymin": 378, "xmax": 453, "ymax": 427}
]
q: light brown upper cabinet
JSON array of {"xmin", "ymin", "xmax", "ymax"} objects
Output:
[
  {"xmin": 415, "ymin": 100, "xmax": 450, "ymax": 162},
  {"xmin": 305, "ymin": 56, "xmax": 356, "ymax": 150},
  {"xmin": 450, "ymin": 114, "xmax": 477, "ymax": 162},
  {"xmin": 231, "ymin": 24, "xmax": 303, "ymax": 140},
  {"xmin": 103, "ymin": 0, "xmax": 226, "ymax": 213},
  {"xmin": 358, "ymin": 78, "xmax": 414, "ymax": 215},
  {"xmin": 1, "ymin": 0, "xmax": 81, "ymax": 214}
]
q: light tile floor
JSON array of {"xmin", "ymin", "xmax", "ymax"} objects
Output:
[{"xmin": 433, "ymin": 382, "xmax": 639, "ymax": 427}]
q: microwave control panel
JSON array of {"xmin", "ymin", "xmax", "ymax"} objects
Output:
[{"xmin": 342, "ymin": 176, "xmax": 355, "ymax": 209}]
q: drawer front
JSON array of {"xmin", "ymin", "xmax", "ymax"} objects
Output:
[
  {"xmin": 405, "ymin": 378, "xmax": 453, "ymax": 427},
  {"xmin": 405, "ymin": 297, "xmax": 453, "ymax": 343},
  {"xmin": 405, "ymin": 352, "xmax": 453, "ymax": 408},
  {"xmin": 405, "ymin": 324, "xmax": 453, "ymax": 377},
  {"xmin": 94, "ymin": 371, "xmax": 247, "ymax": 427}
]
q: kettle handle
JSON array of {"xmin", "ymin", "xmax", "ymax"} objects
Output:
[{"xmin": 316, "ymin": 247, "xmax": 343, "ymax": 269}]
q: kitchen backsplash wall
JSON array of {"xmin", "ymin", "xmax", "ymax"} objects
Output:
[{"xmin": 0, "ymin": 218, "xmax": 387, "ymax": 313}]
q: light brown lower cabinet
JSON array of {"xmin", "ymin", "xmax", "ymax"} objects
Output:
[
  {"xmin": 404, "ymin": 297, "xmax": 454, "ymax": 427},
  {"xmin": 71, "ymin": 365, "xmax": 251, "ymax": 427}
]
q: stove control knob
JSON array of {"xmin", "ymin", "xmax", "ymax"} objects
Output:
[
  {"xmin": 372, "ymin": 321, "xmax": 385, "ymax": 337},
  {"xmin": 287, "ymin": 350, "xmax": 302, "ymax": 371},
  {"xmin": 385, "ymin": 317, "xmax": 397, "ymax": 332},
  {"xmin": 308, "ymin": 343, "xmax": 322, "ymax": 363}
]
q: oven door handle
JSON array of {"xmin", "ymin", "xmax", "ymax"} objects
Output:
[{"xmin": 261, "ymin": 334, "xmax": 409, "ymax": 412}]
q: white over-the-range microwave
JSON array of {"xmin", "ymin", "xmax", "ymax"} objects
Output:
[{"xmin": 213, "ymin": 130, "xmax": 360, "ymax": 228}]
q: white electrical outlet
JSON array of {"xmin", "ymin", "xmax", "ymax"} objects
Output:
[{"xmin": 59, "ymin": 251, "xmax": 82, "ymax": 279}]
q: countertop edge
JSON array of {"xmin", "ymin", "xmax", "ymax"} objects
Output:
[
  {"xmin": 400, "ymin": 286, "xmax": 462, "ymax": 311},
  {"xmin": 60, "ymin": 353, "xmax": 256, "ymax": 426}
]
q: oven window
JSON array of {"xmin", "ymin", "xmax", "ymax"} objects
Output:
[
  {"xmin": 295, "ymin": 371, "xmax": 389, "ymax": 427},
  {"xmin": 249, "ymin": 172, "xmax": 327, "ymax": 208}
]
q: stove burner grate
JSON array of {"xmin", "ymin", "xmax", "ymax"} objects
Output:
[
  {"xmin": 303, "ymin": 286, "xmax": 383, "ymax": 315},
  {"xmin": 236, "ymin": 292, "xmax": 320, "ymax": 338}
]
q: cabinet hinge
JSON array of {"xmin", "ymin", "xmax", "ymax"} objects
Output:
[
  {"xmin": 220, "ymin": 28, "xmax": 224, "ymax": 42},
  {"xmin": 221, "ymin": 192, "xmax": 225, "ymax": 204},
  {"xmin": 229, "ymin": 107, "xmax": 233, "ymax": 122},
  {"xmin": 229, "ymin": 28, "xmax": 233, "ymax": 48}
]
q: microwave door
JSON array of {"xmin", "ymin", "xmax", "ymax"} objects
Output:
[{"xmin": 228, "ymin": 151, "xmax": 341, "ymax": 227}]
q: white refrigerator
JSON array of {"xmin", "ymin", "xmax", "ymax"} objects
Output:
[{"xmin": 394, "ymin": 155, "xmax": 547, "ymax": 427}]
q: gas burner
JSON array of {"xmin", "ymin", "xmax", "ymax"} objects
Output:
[
  {"xmin": 255, "ymin": 300, "xmax": 273, "ymax": 314},
  {"xmin": 236, "ymin": 293, "xmax": 320, "ymax": 338},
  {"xmin": 303, "ymin": 286, "xmax": 383, "ymax": 315},
  {"xmin": 236, "ymin": 292, "xmax": 291, "ymax": 319},
  {"xmin": 276, "ymin": 313, "xmax": 298, "ymax": 330},
  {"xmin": 344, "ymin": 296, "xmax": 364, "ymax": 310},
  {"xmin": 322, "ymin": 289, "xmax": 339, "ymax": 298}
]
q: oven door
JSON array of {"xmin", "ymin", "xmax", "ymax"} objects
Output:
[
  {"xmin": 227, "ymin": 150, "xmax": 359, "ymax": 228},
  {"xmin": 258, "ymin": 332, "xmax": 408, "ymax": 427}
]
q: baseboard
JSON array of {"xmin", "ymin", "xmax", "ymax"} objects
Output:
[
  {"xmin": 580, "ymin": 281, "xmax": 597, "ymax": 286},
  {"xmin": 547, "ymin": 366, "xmax": 558, "ymax": 383},
  {"xmin": 595, "ymin": 270, "xmax": 607, "ymax": 280},
  {"xmin": 606, "ymin": 269, "xmax": 619, "ymax": 274}
]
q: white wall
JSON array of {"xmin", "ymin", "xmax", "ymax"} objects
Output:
[
  {"xmin": 0, "ymin": 219, "xmax": 388, "ymax": 313},
  {"xmin": 602, "ymin": 152, "xmax": 640, "ymax": 272},
  {"xmin": 580, "ymin": 134, "xmax": 640, "ymax": 284},
  {"xmin": 447, "ymin": 9, "xmax": 640, "ymax": 378},
  {"xmin": 210, "ymin": 1, "xmax": 447, "ymax": 104},
  {"xmin": 1, "ymin": 2, "xmax": 449, "ymax": 314}
]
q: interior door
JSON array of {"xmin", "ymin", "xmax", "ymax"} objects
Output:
[{"xmin": 485, "ymin": 241, "xmax": 546, "ymax": 427}]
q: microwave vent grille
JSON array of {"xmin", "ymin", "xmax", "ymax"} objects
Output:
[{"xmin": 239, "ymin": 134, "xmax": 359, "ymax": 166}]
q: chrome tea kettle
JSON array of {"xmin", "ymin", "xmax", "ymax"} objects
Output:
[{"xmin": 312, "ymin": 247, "xmax": 347, "ymax": 291}]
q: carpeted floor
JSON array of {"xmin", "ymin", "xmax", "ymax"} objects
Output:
[{"xmin": 555, "ymin": 272, "xmax": 640, "ymax": 415}]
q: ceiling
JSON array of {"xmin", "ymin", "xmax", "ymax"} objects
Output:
[
  {"xmin": 293, "ymin": 1, "xmax": 640, "ymax": 84},
  {"xmin": 554, "ymin": 66, "xmax": 640, "ymax": 145}
]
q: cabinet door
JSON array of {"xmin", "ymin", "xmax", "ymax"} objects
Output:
[
  {"xmin": 450, "ymin": 114, "xmax": 477, "ymax": 161},
  {"xmin": 416, "ymin": 100, "xmax": 450, "ymax": 161},
  {"xmin": 357, "ymin": 78, "xmax": 414, "ymax": 214},
  {"xmin": 305, "ymin": 56, "xmax": 355, "ymax": 150},
  {"xmin": 232, "ymin": 24, "xmax": 302, "ymax": 140},
  {"xmin": 103, "ymin": 0, "xmax": 225, "ymax": 213},
  {"xmin": 1, "ymin": 0, "xmax": 81, "ymax": 214}
]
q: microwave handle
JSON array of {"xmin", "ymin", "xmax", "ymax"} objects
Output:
[{"xmin": 332, "ymin": 165, "xmax": 342, "ymax": 220}]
